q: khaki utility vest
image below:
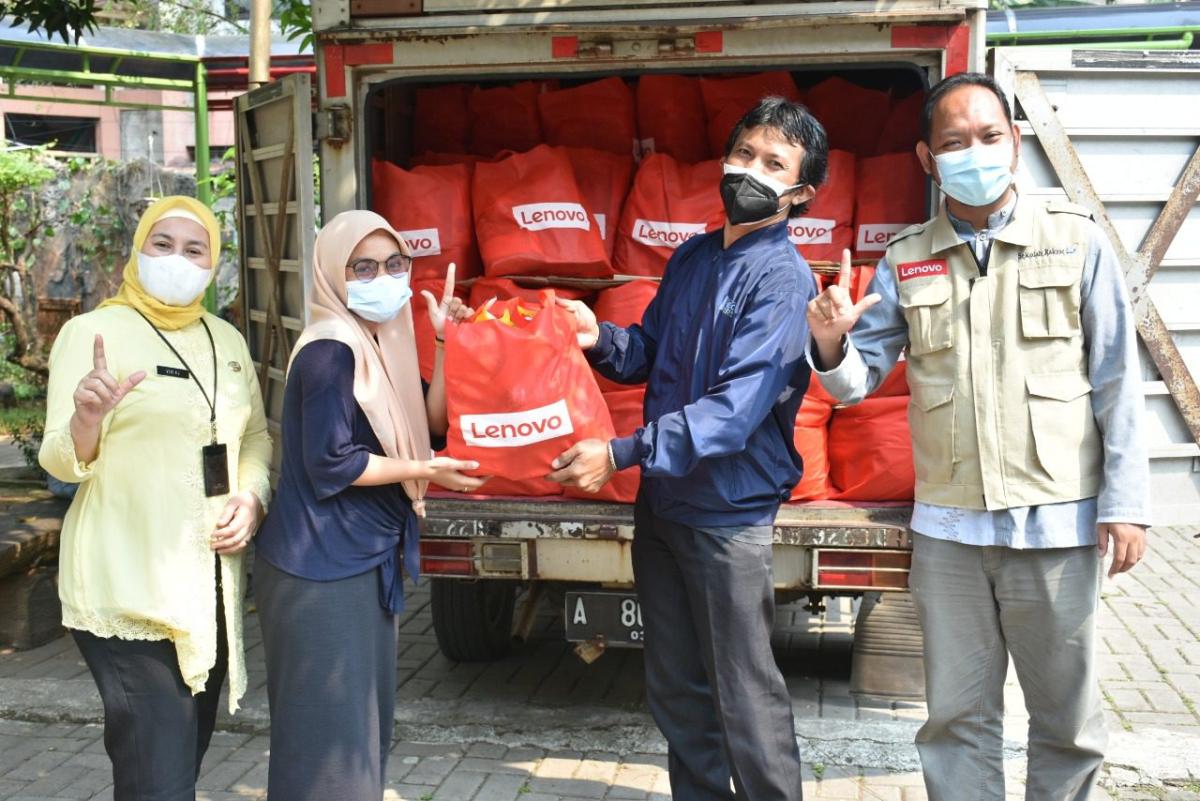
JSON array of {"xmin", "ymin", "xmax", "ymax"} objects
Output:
[{"xmin": 884, "ymin": 198, "xmax": 1102, "ymax": 510}]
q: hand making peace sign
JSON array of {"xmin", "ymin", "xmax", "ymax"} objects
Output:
[
  {"xmin": 420, "ymin": 262, "xmax": 473, "ymax": 338},
  {"xmin": 72, "ymin": 334, "xmax": 146, "ymax": 428},
  {"xmin": 806, "ymin": 249, "xmax": 883, "ymax": 345}
]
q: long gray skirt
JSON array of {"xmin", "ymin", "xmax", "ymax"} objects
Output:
[{"xmin": 255, "ymin": 554, "xmax": 397, "ymax": 801}]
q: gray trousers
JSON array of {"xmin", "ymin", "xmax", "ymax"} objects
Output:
[
  {"xmin": 632, "ymin": 498, "xmax": 803, "ymax": 801},
  {"xmin": 908, "ymin": 533, "xmax": 1107, "ymax": 801},
  {"xmin": 255, "ymin": 556, "xmax": 397, "ymax": 801}
]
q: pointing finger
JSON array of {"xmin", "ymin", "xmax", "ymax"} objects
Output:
[
  {"xmin": 836, "ymin": 249, "xmax": 852, "ymax": 291},
  {"xmin": 93, "ymin": 334, "xmax": 107, "ymax": 373},
  {"xmin": 442, "ymin": 263, "xmax": 457, "ymax": 304}
]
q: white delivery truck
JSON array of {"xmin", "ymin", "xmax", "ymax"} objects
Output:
[{"xmin": 232, "ymin": 0, "xmax": 1200, "ymax": 698}]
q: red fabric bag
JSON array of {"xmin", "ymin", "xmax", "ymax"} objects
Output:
[
  {"xmin": 564, "ymin": 389, "xmax": 644, "ymax": 503},
  {"xmin": 828, "ymin": 395, "xmax": 915, "ymax": 501},
  {"xmin": 875, "ymin": 90, "xmax": 925, "ymax": 155},
  {"xmin": 468, "ymin": 475, "xmax": 564, "ymax": 498},
  {"xmin": 473, "ymin": 146, "xmax": 611, "ymax": 278},
  {"xmin": 804, "ymin": 77, "xmax": 892, "ymax": 156},
  {"xmin": 700, "ymin": 72, "xmax": 801, "ymax": 157},
  {"xmin": 590, "ymin": 280, "xmax": 658, "ymax": 392},
  {"xmin": 468, "ymin": 82, "xmax": 545, "ymax": 157},
  {"xmin": 853, "ymin": 152, "xmax": 928, "ymax": 258},
  {"xmin": 412, "ymin": 278, "xmax": 470, "ymax": 382},
  {"xmin": 636, "ymin": 74, "xmax": 709, "ymax": 164},
  {"xmin": 788, "ymin": 150, "xmax": 855, "ymax": 264},
  {"xmin": 413, "ymin": 83, "xmax": 470, "ymax": 156},
  {"xmin": 444, "ymin": 291, "xmax": 616, "ymax": 479},
  {"xmin": 539, "ymin": 78, "xmax": 638, "ymax": 157},
  {"xmin": 789, "ymin": 393, "xmax": 833, "ymax": 502},
  {"xmin": 872, "ymin": 359, "xmax": 909, "ymax": 398},
  {"xmin": 613, "ymin": 155, "xmax": 725, "ymax": 277},
  {"xmin": 561, "ymin": 147, "xmax": 635, "ymax": 261},
  {"xmin": 409, "ymin": 152, "xmax": 490, "ymax": 168},
  {"xmin": 372, "ymin": 159, "xmax": 482, "ymax": 282},
  {"xmin": 466, "ymin": 277, "xmax": 591, "ymax": 310}
]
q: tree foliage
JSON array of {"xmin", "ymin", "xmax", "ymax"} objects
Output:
[
  {"xmin": 0, "ymin": 146, "xmax": 58, "ymax": 376},
  {"xmin": 0, "ymin": 0, "xmax": 100, "ymax": 43},
  {"xmin": 276, "ymin": 0, "xmax": 313, "ymax": 53}
]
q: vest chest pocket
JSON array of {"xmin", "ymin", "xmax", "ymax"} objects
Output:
[
  {"xmin": 1026, "ymin": 372, "xmax": 1097, "ymax": 481},
  {"xmin": 898, "ymin": 279, "xmax": 953, "ymax": 357},
  {"xmin": 1018, "ymin": 266, "xmax": 1082, "ymax": 339},
  {"xmin": 909, "ymin": 382, "xmax": 955, "ymax": 484}
]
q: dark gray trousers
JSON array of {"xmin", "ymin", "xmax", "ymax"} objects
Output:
[
  {"xmin": 632, "ymin": 497, "xmax": 803, "ymax": 801},
  {"xmin": 255, "ymin": 554, "xmax": 397, "ymax": 801},
  {"xmin": 71, "ymin": 567, "xmax": 227, "ymax": 801}
]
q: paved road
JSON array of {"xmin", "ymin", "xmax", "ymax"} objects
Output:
[{"xmin": 1, "ymin": 526, "xmax": 1197, "ymax": 801}]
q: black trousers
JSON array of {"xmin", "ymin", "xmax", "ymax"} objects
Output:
[
  {"xmin": 632, "ymin": 497, "xmax": 803, "ymax": 801},
  {"xmin": 72, "ymin": 564, "xmax": 228, "ymax": 801}
]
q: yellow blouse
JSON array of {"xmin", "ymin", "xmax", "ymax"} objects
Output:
[{"xmin": 40, "ymin": 305, "xmax": 272, "ymax": 712}]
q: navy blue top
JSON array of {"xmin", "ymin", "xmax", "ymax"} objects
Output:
[
  {"xmin": 255, "ymin": 339, "xmax": 443, "ymax": 613},
  {"xmin": 589, "ymin": 221, "xmax": 816, "ymax": 527}
]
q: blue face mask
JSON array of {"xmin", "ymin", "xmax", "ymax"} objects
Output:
[
  {"xmin": 933, "ymin": 143, "xmax": 1015, "ymax": 208},
  {"xmin": 346, "ymin": 272, "xmax": 412, "ymax": 324}
]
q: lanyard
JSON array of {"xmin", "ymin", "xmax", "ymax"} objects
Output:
[{"xmin": 135, "ymin": 310, "xmax": 219, "ymax": 444}]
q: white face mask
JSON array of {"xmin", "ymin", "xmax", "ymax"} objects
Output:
[
  {"xmin": 346, "ymin": 273, "xmax": 413, "ymax": 324},
  {"xmin": 137, "ymin": 252, "xmax": 212, "ymax": 307}
]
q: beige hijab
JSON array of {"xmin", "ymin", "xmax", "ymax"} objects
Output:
[{"xmin": 290, "ymin": 210, "xmax": 431, "ymax": 515}]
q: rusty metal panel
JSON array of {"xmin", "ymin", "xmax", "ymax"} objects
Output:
[
  {"xmin": 234, "ymin": 75, "xmax": 317, "ymax": 479},
  {"xmin": 421, "ymin": 498, "xmax": 912, "ymax": 546},
  {"xmin": 996, "ymin": 47, "xmax": 1200, "ymax": 523}
]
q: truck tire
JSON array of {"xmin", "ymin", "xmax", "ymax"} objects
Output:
[{"xmin": 430, "ymin": 578, "xmax": 517, "ymax": 662}]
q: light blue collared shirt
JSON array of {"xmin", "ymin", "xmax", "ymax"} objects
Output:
[{"xmin": 810, "ymin": 196, "xmax": 1151, "ymax": 549}]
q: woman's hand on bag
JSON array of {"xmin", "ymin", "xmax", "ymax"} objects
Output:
[
  {"xmin": 425, "ymin": 456, "xmax": 489, "ymax": 493},
  {"xmin": 807, "ymin": 249, "xmax": 882, "ymax": 348},
  {"xmin": 421, "ymin": 262, "xmax": 473, "ymax": 338},
  {"xmin": 72, "ymin": 334, "xmax": 146, "ymax": 429},
  {"xmin": 547, "ymin": 439, "xmax": 613, "ymax": 493},
  {"xmin": 211, "ymin": 491, "xmax": 263, "ymax": 555},
  {"xmin": 555, "ymin": 298, "xmax": 600, "ymax": 351}
]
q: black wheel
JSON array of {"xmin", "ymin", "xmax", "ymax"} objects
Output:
[{"xmin": 430, "ymin": 578, "xmax": 517, "ymax": 662}]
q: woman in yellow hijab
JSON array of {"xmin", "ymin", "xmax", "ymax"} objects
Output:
[{"xmin": 39, "ymin": 196, "xmax": 272, "ymax": 801}]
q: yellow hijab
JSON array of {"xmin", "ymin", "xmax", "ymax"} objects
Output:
[
  {"xmin": 289, "ymin": 210, "xmax": 432, "ymax": 515},
  {"xmin": 101, "ymin": 196, "xmax": 221, "ymax": 330}
]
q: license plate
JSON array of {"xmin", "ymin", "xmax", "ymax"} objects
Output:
[{"xmin": 564, "ymin": 591, "xmax": 644, "ymax": 646}]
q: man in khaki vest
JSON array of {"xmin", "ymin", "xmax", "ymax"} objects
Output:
[{"xmin": 808, "ymin": 72, "xmax": 1150, "ymax": 801}]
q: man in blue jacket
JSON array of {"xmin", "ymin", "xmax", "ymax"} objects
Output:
[{"xmin": 549, "ymin": 97, "xmax": 825, "ymax": 801}]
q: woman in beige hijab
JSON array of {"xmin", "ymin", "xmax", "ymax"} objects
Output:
[{"xmin": 254, "ymin": 211, "xmax": 482, "ymax": 800}]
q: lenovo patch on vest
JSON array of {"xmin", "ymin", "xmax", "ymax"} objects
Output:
[{"xmin": 897, "ymin": 259, "xmax": 949, "ymax": 281}]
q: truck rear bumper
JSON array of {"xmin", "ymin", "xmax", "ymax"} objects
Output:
[{"xmin": 419, "ymin": 498, "xmax": 914, "ymax": 591}]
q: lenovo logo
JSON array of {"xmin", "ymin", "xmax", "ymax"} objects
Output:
[
  {"xmin": 399, "ymin": 228, "xmax": 441, "ymax": 258},
  {"xmin": 856, "ymin": 223, "xmax": 908, "ymax": 252},
  {"xmin": 788, "ymin": 218, "xmax": 836, "ymax": 245},
  {"xmin": 897, "ymin": 259, "xmax": 949, "ymax": 281},
  {"xmin": 461, "ymin": 400, "xmax": 575, "ymax": 448},
  {"xmin": 632, "ymin": 219, "xmax": 708, "ymax": 249},
  {"xmin": 513, "ymin": 203, "xmax": 591, "ymax": 232}
]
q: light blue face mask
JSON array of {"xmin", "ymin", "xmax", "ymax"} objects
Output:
[
  {"xmin": 346, "ymin": 272, "xmax": 412, "ymax": 324},
  {"xmin": 933, "ymin": 143, "xmax": 1015, "ymax": 208}
]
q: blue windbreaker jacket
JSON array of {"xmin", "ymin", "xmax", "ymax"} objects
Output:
[{"xmin": 590, "ymin": 220, "xmax": 817, "ymax": 527}]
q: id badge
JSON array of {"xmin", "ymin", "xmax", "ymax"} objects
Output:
[{"xmin": 202, "ymin": 443, "xmax": 230, "ymax": 497}]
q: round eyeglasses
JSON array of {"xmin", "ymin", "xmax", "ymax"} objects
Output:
[{"xmin": 347, "ymin": 253, "xmax": 412, "ymax": 283}]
